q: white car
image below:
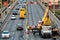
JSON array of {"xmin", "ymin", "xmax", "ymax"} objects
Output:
[
  {"xmin": 8, "ymin": 6, "xmax": 12, "ymax": 9},
  {"xmin": 11, "ymin": 15, "xmax": 16, "ymax": 20},
  {"xmin": 2, "ymin": 31, "xmax": 10, "ymax": 38},
  {"xmin": 18, "ymin": 3, "xmax": 26, "ymax": 6}
]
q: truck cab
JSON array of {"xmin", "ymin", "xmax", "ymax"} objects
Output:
[{"xmin": 41, "ymin": 26, "xmax": 52, "ymax": 37}]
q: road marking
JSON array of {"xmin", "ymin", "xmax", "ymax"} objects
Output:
[
  {"xmin": 11, "ymin": 37, "xmax": 14, "ymax": 38},
  {"xmin": 25, "ymin": 2, "xmax": 30, "ymax": 40},
  {"xmin": 13, "ymin": 32, "xmax": 15, "ymax": 34}
]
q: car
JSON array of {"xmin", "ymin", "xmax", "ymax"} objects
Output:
[
  {"xmin": 18, "ymin": 3, "xmax": 26, "ymax": 6},
  {"xmin": 23, "ymin": 1, "xmax": 26, "ymax": 3},
  {"xmin": 17, "ymin": 2, "xmax": 19, "ymax": 4},
  {"xmin": 1, "ymin": 31, "xmax": 10, "ymax": 38},
  {"xmin": 15, "ymin": 6, "xmax": 20, "ymax": 10},
  {"xmin": 12, "ymin": 10, "xmax": 18, "ymax": 15},
  {"xmin": 11, "ymin": 15, "xmax": 16, "ymax": 20},
  {"xmin": 17, "ymin": 24, "xmax": 23, "ymax": 31},
  {"xmin": 22, "ymin": 5, "xmax": 26, "ymax": 8},
  {"xmin": 16, "ymin": 8, "xmax": 19, "ymax": 10},
  {"xmin": 8, "ymin": 6, "xmax": 12, "ymax": 9}
]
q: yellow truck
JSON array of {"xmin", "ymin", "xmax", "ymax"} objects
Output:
[
  {"xmin": 19, "ymin": 12, "xmax": 25, "ymax": 19},
  {"xmin": 19, "ymin": 8, "xmax": 26, "ymax": 19},
  {"xmin": 20, "ymin": 8, "xmax": 26, "ymax": 15}
]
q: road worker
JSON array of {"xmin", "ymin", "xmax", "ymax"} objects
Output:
[
  {"xmin": 37, "ymin": 21, "xmax": 43, "ymax": 36},
  {"xmin": 52, "ymin": 27, "xmax": 59, "ymax": 36},
  {"xmin": 37, "ymin": 21, "xmax": 42, "ymax": 30}
]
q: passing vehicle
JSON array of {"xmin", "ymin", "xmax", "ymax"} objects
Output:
[
  {"xmin": 12, "ymin": 10, "xmax": 18, "ymax": 15},
  {"xmin": 19, "ymin": 13, "xmax": 25, "ymax": 19},
  {"xmin": 17, "ymin": 24, "xmax": 23, "ymax": 31},
  {"xmin": 15, "ymin": 7, "xmax": 20, "ymax": 10},
  {"xmin": 22, "ymin": 5, "xmax": 26, "ymax": 8},
  {"xmin": 19, "ymin": 8, "xmax": 25, "ymax": 19},
  {"xmin": 23, "ymin": 1, "xmax": 26, "ymax": 3},
  {"xmin": 18, "ymin": 3, "xmax": 26, "ymax": 6},
  {"xmin": 1, "ymin": 31, "xmax": 10, "ymax": 38},
  {"xmin": 11, "ymin": 15, "xmax": 16, "ymax": 20},
  {"xmin": 16, "ymin": 8, "xmax": 19, "ymax": 10},
  {"xmin": 20, "ymin": 8, "xmax": 26, "ymax": 15},
  {"xmin": 8, "ymin": 6, "xmax": 12, "ymax": 9}
]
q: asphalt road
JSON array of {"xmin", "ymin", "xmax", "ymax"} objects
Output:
[
  {"xmin": 0, "ymin": 0, "xmax": 27, "ymax": 40},
  {"xmin": 0, "ymin": 0, "xmax": 60, "ymax": 40}
]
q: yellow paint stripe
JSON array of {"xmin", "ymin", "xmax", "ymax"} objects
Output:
[{"xmin": 26, "ymin": 3, "xmax": 29, "ymax": 29}]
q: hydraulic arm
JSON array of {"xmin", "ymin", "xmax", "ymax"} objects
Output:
[{"xmin": 42, "ymin": 6, "xmax": 51, "ymax": 26}]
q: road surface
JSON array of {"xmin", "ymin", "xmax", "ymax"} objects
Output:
[{"xmin": 0, "ymin": 0, "xmax": 60, "ymax": 40}]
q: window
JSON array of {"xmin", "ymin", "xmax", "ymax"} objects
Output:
[
  {"xmin": 20, "ymin": 9, "xmax": 24, "ymax": 11},
  {"xmin": 3, "ymin": 32, "xmax": 9, "ymax": 34}
]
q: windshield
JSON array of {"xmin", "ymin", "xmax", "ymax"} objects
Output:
[
  {"xmin": 13, "ymin": 10, "xmax": 18, "ymax": 13},
  {"xmin": 2, "ymin": 32, "xmax": 9, "ymax": 34},
  {"xmin": 20, "ymin": 9, "xmax": 24, "ymax": 11},
  {"xmin": 42, "ymin": 26, "xmax": 52, "ymax": 30}
]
